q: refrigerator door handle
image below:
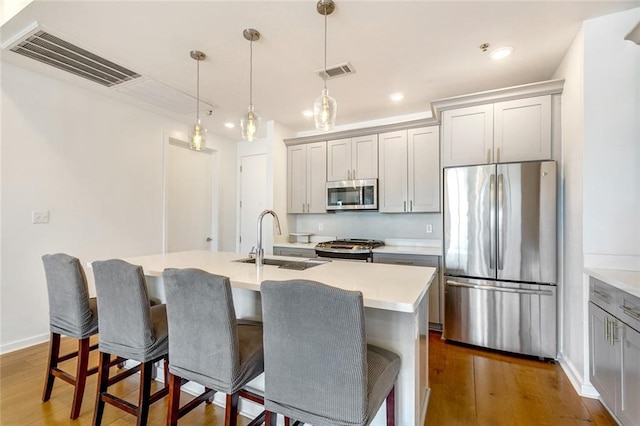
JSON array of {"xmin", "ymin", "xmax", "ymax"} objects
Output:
[
  {"xmin": 497, "ymin": 173, "xmax": 504, "ymax": 270},
  {"xmin": 447, "ymin": 280, "xmax": 555, "ymax": 296},
  {"xmin": 490, "ymin": 173, "xmax": 496, "ymax": 270}
]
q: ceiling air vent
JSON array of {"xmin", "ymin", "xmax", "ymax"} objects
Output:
[
  {"xmin": 8, "ymin": 28, "xmax": 140, "ymax": 87},
  {"xmin": 316, "ymin": 62, "xmax": 356, "ymax": 80}
]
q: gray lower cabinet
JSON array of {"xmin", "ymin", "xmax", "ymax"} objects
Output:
[
  {"xmin": 589, "ymin": 277, "xmax": 640, "ymax": 426},
  {"xmin": 273, "ymin": 246, "xmax": 317, "ymax": 258},
  {"xmin": 372, "ymin": 253, "xmax": 442, "ymax": 329}
]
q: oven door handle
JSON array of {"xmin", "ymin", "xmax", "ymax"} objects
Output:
[{"xmin": 447, "ymin": 280, "xmax": 554, "ymax": 296}]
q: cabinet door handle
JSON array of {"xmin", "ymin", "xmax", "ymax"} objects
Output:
[
  {"xmin": 487, "ymin": 149, "xmax": 491, "ymax": 164},
  {"xmin": 410, "ymin": 200, "xmax": 413, "ymax": 212},
  {"xmin": 620, "ymin": 305, "xmax": 640, "ymax": 320},
  {"xmin": 496, "ymin": 147, "xmax": 501, "ymax": 163},
  {"xmin": 403, "ymin": 201, "xmax": 406, "ymax": 212},
  {"xmin": 353, "ymin": 169, "xmax": 356, "ymax": 179},
  {"xmin": 592, "ymin": 289, "xmax": 611, "ymax": 302},
  {"xmin": 604, "ymin": 316, "xmax": 610, "ymax": 344}
]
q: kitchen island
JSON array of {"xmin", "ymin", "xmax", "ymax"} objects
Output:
[{"xmin": 117, "ymin": 250, "xmax": 435, "ymax": 426}]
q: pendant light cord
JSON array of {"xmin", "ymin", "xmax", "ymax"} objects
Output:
[
  {"xmin": 323, "ymin": 11, "xmax": 328, "ymax": 90},
  {"xmin": 249, "ymin": 38, "xmax": 253, "ymax": 106},
  {"xmin": 196, "ymin": 58, "xmax": 200, "ymax": 121}
]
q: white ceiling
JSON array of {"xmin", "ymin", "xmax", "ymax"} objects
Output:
[{"xmin": 2, "ymin": 1, "xmax": 639, "ymax": 139}]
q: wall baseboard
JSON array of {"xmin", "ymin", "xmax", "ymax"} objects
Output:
[
  {"xmin": 558, "ymin": 354, "xmax": 599, "ymax": 398},
  {"xmin": 0, "ymin": 333, "xmax": 49, "ymax": 355}
]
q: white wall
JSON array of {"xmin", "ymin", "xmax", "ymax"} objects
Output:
[
  {"xmin": 583, "ymin": 8, "xmax": 640, "ymax": 270},
  {"xmin": 552, "ymin": 6, "xmax": 640, "ymax": 396},
  {"xmin": 0, "ymin": 62, "xmax": 237, "ymax": 352},
  {"xmin": 553, "ymin": 24, "xmax": 589, "ymax": 394}
]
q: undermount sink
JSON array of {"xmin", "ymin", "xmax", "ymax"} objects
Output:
[{"xmin": 233, "ymin": 257, "xmax": 328, "ymax": 270}]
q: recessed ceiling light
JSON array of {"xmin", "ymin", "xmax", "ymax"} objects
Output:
[
  {"xmin": 303, "ymin": 110, "xmax": 314, "ymax": 118},
  {"xmin": 224, "ymin": 122, "xmax": 235, "ymax": 128},
  {"xmin": 390, "ymin": 92, "xmax": 404, "ymax": 101},
  {"xmin": 490, "ymin": 46, "xmax": 514, "ymax": 60}
]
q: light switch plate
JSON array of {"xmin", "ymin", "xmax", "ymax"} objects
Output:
[
  {"xmin": 32, "ymin": 210, "xmax": 49, "ymax": 224},
  {"xmin": 426, "ymin": 224, "xmax": 433, "ymax": 234}
]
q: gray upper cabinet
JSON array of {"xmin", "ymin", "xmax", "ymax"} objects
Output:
[
  {"xmin": 287, "ymin": 142, "xmax": 327, "ymax": 214},
  {"xmin": 442, "ymin": 95, "xmax": 552, "ymax": 167},
  {"xmin": 327, "ymin": 134, "xmax": 378, "ymax": 181},
  {"xmin": 379, "ymin": 126, "xmax": 440, "ymax": 213}
]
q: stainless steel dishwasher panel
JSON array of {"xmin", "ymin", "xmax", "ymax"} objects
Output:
[{"xmin": 444, "ymin": 277, "xmax": 557, "ymax": 358}]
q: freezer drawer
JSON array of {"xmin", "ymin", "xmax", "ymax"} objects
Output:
[{"xmin": 444, "ymin": 277, "xmax": 557, "ymax": 358}]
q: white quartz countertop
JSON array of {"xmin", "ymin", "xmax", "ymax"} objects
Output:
[
  {"xmin": 372, "ymin": 246, "xmax": 442, "ymax": 256},
  {"xmin": 273, "ymin": 242, "xmax": 318, "ymax": 250},
  {"xmin": 585, "ymin": 268, "xmax": 640, "ymax": 298},
  {"xmin": 115, "ymin": 250, "xmax": 435, "ymax": 313}
]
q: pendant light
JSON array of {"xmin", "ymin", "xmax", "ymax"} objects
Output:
[
  {"xmin": 189, "ymin": 50, "xmax": 206, "ymax": 151},
  {"xmin": 241, "ymin": 29, "xmax": 261, "ymax": 141},
  {"xmin": 313, "ymin": 0, "xmax": 337, "ymax": 131}
]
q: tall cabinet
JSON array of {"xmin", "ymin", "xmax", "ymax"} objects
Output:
[
  {"xmin": 287, "ymin": 142, "xmax": 327, "ymax": 213},
  {"xmin": 379, "ymin": 126, "xmax": 440, "ymax": 213}
]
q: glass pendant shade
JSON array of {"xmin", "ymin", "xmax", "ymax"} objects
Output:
[
  {"xmin": 189, "ymin": 118, "xmax": 206, "ymax": 151},
  {"xmin": 314, "ymin": 88, "xmax": 337, "ymax": 131},
  {"xmin": 241, "ymin": 29, "xmax": 261, "ymax": 142},
  {"xmin": 189, "ymin": 50, "xmax": 206, "ymax": 151},
  {"xmin": 241, "ymin": 105, "xmax": 261, "ymax": 141}
]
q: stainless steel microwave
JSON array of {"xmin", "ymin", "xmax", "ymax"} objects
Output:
[{"xmin": 326, "ymin": 179, "xmax": 378, "ymax": 211}]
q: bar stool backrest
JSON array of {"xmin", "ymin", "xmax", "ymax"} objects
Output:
[
  {"xmin": 42, "ymin": 253, "xmax": 96, "ymax": 339},
  {"xmin": 92, "ymin": 259, "xmax": 155, "ymax": 357},
  {"xmin": 163, "ymin": 268, "xmax": 239, "ymax": 391},
  {"xmin": 261, "ymin": 279, "xmax": 368, "ymax": 425}
]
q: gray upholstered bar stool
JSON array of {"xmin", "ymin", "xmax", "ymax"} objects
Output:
[
  {"xmin": 163, "ymin": 268, "xmax": 265, "ymax": 426},
  {"xmin": 41, "ymin": 253, "xmax": 101, "ymax": 419},
  {"xmin": 91, "ymin": 259, "xmax": 169, "ymax": 426},
  {"xmin": 261, "ymin": 279, "xmax": 401, "ymax": 426}
]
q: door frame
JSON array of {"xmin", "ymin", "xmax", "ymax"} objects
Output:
[{"xmin": 162, "ymin": 134, "xmax": 219, "ymax": 253}]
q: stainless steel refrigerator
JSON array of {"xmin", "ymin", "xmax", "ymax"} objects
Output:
[{"xmin": 443, "ymin": 161, "xmax": 557, "ymax": 359}]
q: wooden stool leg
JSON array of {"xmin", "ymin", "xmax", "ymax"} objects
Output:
[
  {"xmin": 137, "ymin": 361, "xmax": 154, "ymax": 426},
  {"xmin": 225, "ymin": 392, "xmax": 239, "ymax": 426},
  {"xmin": 69, "ymin": 337, "xmax": 91, "ymax": 419},
  {"xmin": 167, "ymin": 372, "xmax": 182, "ymax": 426},
  {"xmin": 386, "ymin": 385, "xmax": 395, "ymax": 426},
  {"xmin": 93, "ymin": 351, "xmax": 111, "ymax": 426},
  {"xmin": 265, "ymin": 411, "xmax": 278, "ymax": 426},
  {"xmin": 42, "ymin": 332, "xmax": 60, "ymax": 402}
]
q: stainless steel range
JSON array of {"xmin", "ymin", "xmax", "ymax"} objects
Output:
[{"xmin": 314, "ymin": 239, "xmax": 384, "ymax": 262}]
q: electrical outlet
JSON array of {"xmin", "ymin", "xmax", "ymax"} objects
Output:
[
  {"xmin": 426, "ymin": 224, "xmax": 433, "ymax": 234},
  {"xmin": 318, "ymin": 223, "xmax": 324, "ymax": 231},
  {"xmin": 32, "ymin": 210, "xmax": 50, "ymax": 224}
]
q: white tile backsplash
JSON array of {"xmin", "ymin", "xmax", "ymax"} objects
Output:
[{"xmin": 291, "ymin": 212, "xmax": 442, "ymax": 241}]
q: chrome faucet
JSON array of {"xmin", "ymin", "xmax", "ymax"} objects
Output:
[{"xmin": 256, "ymin": 209, "xmax": 282, "ymax": 265}]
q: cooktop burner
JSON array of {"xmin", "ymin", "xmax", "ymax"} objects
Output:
[
  {"xmin": 317, "ymin": 239, "xmax": 384, "ymax": 250},
  {"xmin": 314, "ymin": 239, "xmax": 384, "ymax": 260}
]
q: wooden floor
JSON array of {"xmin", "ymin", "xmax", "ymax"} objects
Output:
[{"xmin": 0, "ymin": 332, "xmax": 616, "ymax": 425}]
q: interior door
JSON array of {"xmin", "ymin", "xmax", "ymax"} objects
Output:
[
  {"xmin": 165, "ymin": 138, "xmax": 216, "ymax": 252},
  {"xmin": 443, "ymin": 164, "xmax": 495, "ymax": 279},
  {"xmin": 239, "ymin": 153, "xmax": 267, "ymax": 254}
]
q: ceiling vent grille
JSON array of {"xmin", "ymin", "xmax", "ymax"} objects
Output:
[
  {"xmin": 316, "ymin": 62, "xmax": 356, "ymax": 80},
  {"xmin": 9, "ymin": 30, "xmax": 140, "ymax": 87}
]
